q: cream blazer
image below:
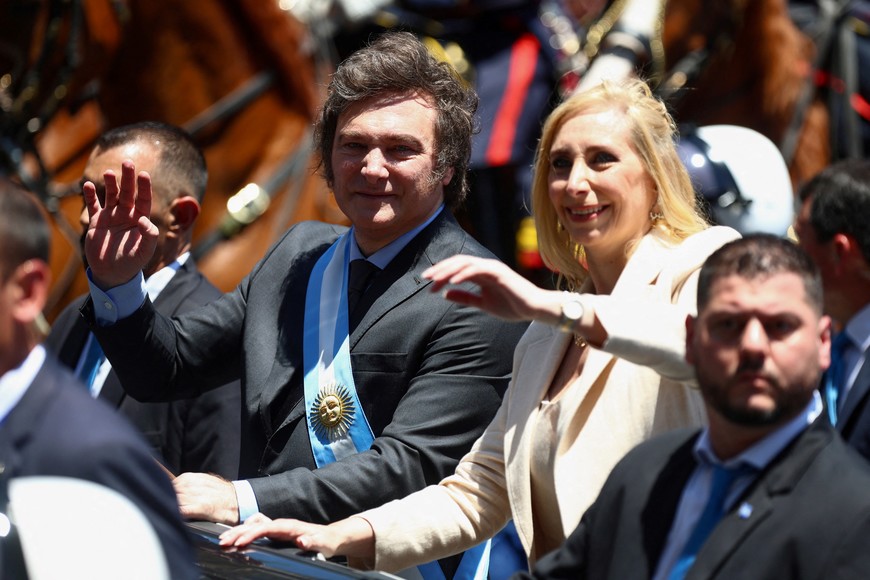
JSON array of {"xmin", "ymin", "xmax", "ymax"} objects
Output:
[{"xmin": 355, "ymin": 226, "xmax": 741, "ymax": 572}]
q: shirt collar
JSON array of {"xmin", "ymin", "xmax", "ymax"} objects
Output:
[
  {"xmin": 694, "ymin": 390, "xmax": 824, "ymax": 472},
  {"xmin": 349, "ymin": 205, "xmax": 444, "ymax": 269},
  {"xmin": 145, "ymin": 252, "xmax": 188, "ymax": 302},
  {"xmin": 0, "ymin": 345, "xmax": 46, "ymax": 426}
]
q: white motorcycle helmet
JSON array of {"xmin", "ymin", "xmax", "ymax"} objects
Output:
[
  {"xmin": 5, "ymin": 477, "xmax": 170, "ymax": 580},
  {"xmin": 676, "ymin": 124, "xmax": 795, "ymax": 236}
]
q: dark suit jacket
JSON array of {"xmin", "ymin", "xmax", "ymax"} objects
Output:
[
  {"xmin": 46, "ymin": 259, "xmax": 241, "ymax": 479},
  {"xmin": 521, "ymin": 420, "xmax": 870, "ymax": 580},
  {"xmin": 0, "ymin": 355, "xmax": 196, "ymax": 579},
  {"xmin": 836, "ymin": 346, "xmax": 870, "ymax": 461},
  {"xmin": 86, "ymin": 213, "xmax": 526, "ymax": 529}
]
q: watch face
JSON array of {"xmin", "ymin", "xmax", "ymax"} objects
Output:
[{"xmin": 563, "ymin": 300, "xmax": 584, "ymax": 319}]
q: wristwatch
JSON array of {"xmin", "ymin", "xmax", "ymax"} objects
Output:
[{"xmin": 557, "ymin": 296, "xmax": 584, "ymax": 333}]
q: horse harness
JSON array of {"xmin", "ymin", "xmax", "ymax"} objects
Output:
[{"xmin": 782, "ymin": 0, "xmax": 867, "ymax": 163}]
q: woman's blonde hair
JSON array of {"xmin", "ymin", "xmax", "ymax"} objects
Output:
[{"xmin": 532, "ymin": 78, "xmax": 709, "ymax": 289}]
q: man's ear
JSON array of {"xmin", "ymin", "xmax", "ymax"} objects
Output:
[
  {"xmin": 685, "ymin": 314, "xmax": 697, "ymax": 366},
  {"xmin": 11, "ymin": 260, "xmax": 51, "ymax": 326},
  {"xmin": 441, "ymin": 167, "xmax": 455, "ymax": 187},
  {"xmin": 831, "ymin": 232, "xmax": 867, "ymax": 271},
  {"xmin": 167, "ymin": 196, "xmax": 201, "ymax": 234},
  {"xmin": 819, "ymin": 315, "xmax": 833, "ymax": 372}
]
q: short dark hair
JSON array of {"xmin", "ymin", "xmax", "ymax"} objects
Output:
[
  {"xmin": 0, "ymin": 176, "xmax": 50, "ymax": 280},
  {"xmin": 95, "ymin": 121, "xmax": 208, "ymax": 203},
  {"xmin": 313, "ymin": 31, "xmax": 479, "ymax": 209},
  {"xmin": 697, "ymin": 234, "xmax": 823, "ymax": 314},
  {"xmin": 798, "ymin": 158, "xmax": 870, "ymax": 264}
]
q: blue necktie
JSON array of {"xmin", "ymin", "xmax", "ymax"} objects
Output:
[
  {"xmin": 668, "ymin": 465, "xmax": 743, "ymax": 580},
  {"xmin": 76, "ymin": 334, "xmax": 105, "ymax": 393},
  {"xmin": 825, "ymin": 332, "xmax": 852, "ymax": 425}
]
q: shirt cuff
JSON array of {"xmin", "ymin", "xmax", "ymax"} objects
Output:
[
  {"xmin": 233, "ymin": 480, "xmax": 260, "ymax": 523},
  {"xmin": 87, "ymin": 269, "xmax": 147, "ymax": 325}
]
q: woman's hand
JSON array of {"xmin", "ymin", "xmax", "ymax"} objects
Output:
[
  {"xmin": 423, "ymin": 255, "xmax": 562, "ymax": 324},
  {"xmin": 219, "ymin": 513, "xmax": 376, "ymax": 560}
]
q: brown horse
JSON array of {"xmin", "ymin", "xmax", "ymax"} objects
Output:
[
  {"xmin": 577, "ymin": 0, "xmax": 831, "ymax": 186},
  {"xmin": 0, "ymin": 0, "xmax": 341, "ymax": 321}
]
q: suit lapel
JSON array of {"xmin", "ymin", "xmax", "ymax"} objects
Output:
[
  {"xmin": 150, "ymin": 260, "xmax": 199, "ymax": 314},
  {"xmin": 609, "ymin": 233, "xmax": 672, "ymax": 297},
  {"xmin": 350, "ymin": 211, "xmax": 462, "ymax": 345},
  {"xmin": 97, "ymin": 373, "xmax": 127, "ymax": 406},
  {"xmin": 642, "ymin": 437, "xmax": 699, "ymax": 573},
  {"xmin": 688, "ymin": 421, "xmax": 832, "ymax": 579},
  {"xmin": 46, "ymin": 298, "xmax": 118, "ymax": 402},
  {"xmin": 505, "ymin": 327, "xmax": 571, "ymax": 553},
  {"xmin": 47, "ymin": 297, "xmax": 90, "ymax": 369},
  {"xmin": 837, "ymin": 348, "xmax": 870, "ymax": 433},
  {"xmin": 349, "ymin": 257, "xmax": 431, "ymax": 345}
]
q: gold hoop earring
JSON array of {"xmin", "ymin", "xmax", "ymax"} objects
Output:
[{"xmin": 649, "ymin": 210, "xmax": 664, "ymax": 221}]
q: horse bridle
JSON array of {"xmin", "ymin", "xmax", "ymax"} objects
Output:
[
  {"xmin": 651, "ymin": 1, "xmax": 745, "ymax": 111},
  {"xmin": 780, "ymin": 0, "xmax": 861, "ymax": 164}
]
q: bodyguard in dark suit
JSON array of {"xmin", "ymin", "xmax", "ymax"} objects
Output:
[
  {"xmin": 77, "ymin": 32, "xmax": 526, "ymax": 578},
  {"xmin": 45, "ymin": 122, "xmax": 241, "ymax": 479},
  {"xmin": 519, "ymin": 235, "xmax": 870, "ymax": 580},
  {"xmin": 795, "ymin": 159, "xmax": 870, "ymax": 460},
  {"xmin": 0, "ymin": 178, "xmax": 196, "ymax": 579}
]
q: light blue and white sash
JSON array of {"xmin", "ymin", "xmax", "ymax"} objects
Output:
[
  {"xmin": 303, "ymin": 233, "xmax": 490, "ymax": 580},
  {"xmin": 303, "ymin": 233, "xmax": 375, "ymax": 466},
  {"xmin": 408, "ymin": 541, "xmax": 491, "ymax": 580}
]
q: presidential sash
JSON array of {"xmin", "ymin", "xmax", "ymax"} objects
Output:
[
  {"xmin": 303, "ymin": 233, "xmax": 374, "ymax": 465},
  {"xmin": 303, "ymin": 233, "xmax": 490, "ymax": 580},
  {"xmin": 413, "ymin": 541, "xmax": 491, "ymax": 580}
]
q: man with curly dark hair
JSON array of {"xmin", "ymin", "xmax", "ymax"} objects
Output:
[{"xmin": 79, "ymin": 31, "xmax": 527, "ymax": 579}]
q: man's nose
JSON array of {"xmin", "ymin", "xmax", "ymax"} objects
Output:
[
  {"xmin": 361, "ymin": 149, "xmax": 389, "ymax": 181},
  {"xmin": 740, "ymin": 318, "xmax": 770, "ymax": 352}
]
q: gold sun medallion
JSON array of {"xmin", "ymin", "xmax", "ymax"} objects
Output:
[{"xmin": 311, "ymin": 383, "xmax": 355, "ymax": 440}]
